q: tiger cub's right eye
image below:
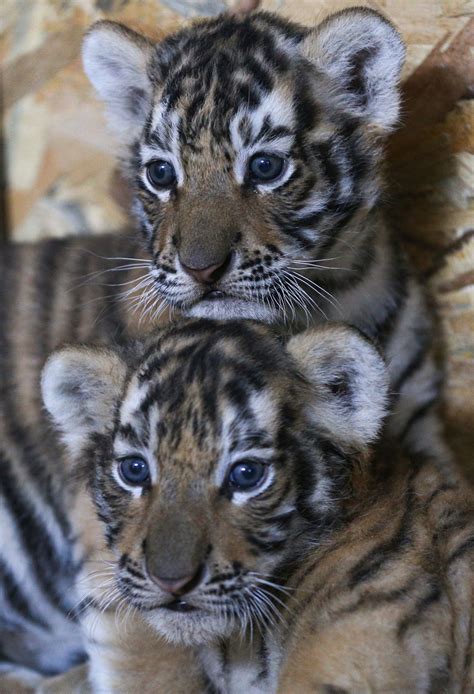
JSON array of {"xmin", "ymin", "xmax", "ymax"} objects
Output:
[{"xmin": 118, "ymin": 457, "xmax": 150, "ymax": 486}]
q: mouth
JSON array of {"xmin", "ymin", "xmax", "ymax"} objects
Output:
[
  {"xmin": 160, "ymin": 599, "xmax": 199, "ymax": 613},
  {"xmin": 202, "ymin": 288, "xmax": 226, "ymax": 301}
]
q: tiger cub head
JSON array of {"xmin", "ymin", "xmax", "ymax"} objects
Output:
[
  {"xmin": 42, "ymin": 320, "xmax": 388, "ymax": 645},
  {"xmin": 82, "ymin": 9, "xmax": 404, "ymax": 322}
]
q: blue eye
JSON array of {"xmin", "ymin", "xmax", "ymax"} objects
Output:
[
  {"xmin": 228, "ymin": 460, "xmax": 266, "ymax": 491},
  {"xmin": 249, "ymin": 154, "xmax": 285, "ymax": 182},
  {"xmin": 146, "ymin": 160, "xmax": 176, "ymax": 189},
  {"xmin": 118, "ymin": 457, "xmax": 150, "ymax": 486}
]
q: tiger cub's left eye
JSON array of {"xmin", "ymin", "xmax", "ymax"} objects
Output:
[
  {"xmin": 146, "ymin": 160, "xmax": 176, "ymax": 189},
  {"xmin": 118, "ymin": 457, "xmax": 150, "ymax": 486},
  {"xmin": 249, "ymin": 154, "xmax": 285, "ymax": 182},
  {"xmin": 228, "ymin": 460, "xmax": 266, "ymax": 490}
]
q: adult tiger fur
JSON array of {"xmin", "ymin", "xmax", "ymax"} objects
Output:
[{"xmin": 40, "ymin": 319, "xmax": 473, "ymax": 693}]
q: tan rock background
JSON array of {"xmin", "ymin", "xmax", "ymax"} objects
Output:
[{"xmin": 1, "ymin": 0, "xmax": 473, "ymax": 477}]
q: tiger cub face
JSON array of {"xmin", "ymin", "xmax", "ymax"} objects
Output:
[
  {"xmin": 42, "ymin": 320, "xmax": 388, "ymax": 645},
  {"xmin": 82, "ymin": 9, "xmax": 404, "ymax": 322}
]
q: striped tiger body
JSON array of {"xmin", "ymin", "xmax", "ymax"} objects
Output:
[
  {"xmin": 77, "ymin": 7, "xmax": 450, "ymax": 464},
  {"xmin": 42, "ymin": 319, "xmax": 474, "ymax": 693},
  {"xmin": 0, "ymin": 235, "xmax": 150, "ymax": 686}
]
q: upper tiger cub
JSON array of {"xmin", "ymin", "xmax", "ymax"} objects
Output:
[
  {"xmin": 42, "ymin": 320, "xmax": 474, "ymax": 694},
  {"xmin": 79, "ymin": 6, "xmax": 449, "ymax": 462}
]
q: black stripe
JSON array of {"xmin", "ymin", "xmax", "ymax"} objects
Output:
[
  {"xmin": 397, "ymin": 582, "xmax": 441, "ymax": 638},
  {"xmin": 392, "ymin": 334, "xmax": 431, "ymax": 395},
  {"xmin": 266, "ymin": 509, "xmax": 295, "ymax": 530},
  {"xmin": 65, "ymin": 247, "xmax": 88, "ymax": 343},
  {"xmin": 242, "ymin": 55, "xmax": 274, "ymax": 93},
  {"xmin": 312, "ymin": 141, "xmax": 340, "ymax": 191},
  {"xmin": 0, "ymin": 453, "xmax": 75, "ymax": 616},
  {"xmin": 399, "ymin": 396, "xmax": 438, "ymax": 443},
  {"xmin": 370, "ymin": 248, "xmax": 409, "ymax": 346},
  {"xmin": 116, "ymin": 424, "xmax": 141, "ymax": 446},
  {"xmin": 202, "ymin": 671, "xmax": 221, "ymax": 694},
  {"xmin": 425, "ymin": 483, "xmax": 457, "ymax": 506},
  {"xmin": 462, "ymin": 614, "xmax": 472, "ymax": 683},
  {"xmin": 313, "ymin": 203, "xmax": 361, "ymax": 257},
  {"xmin": 245, "ymin": 532, "xmax": 287, "ymax": 554},
  {"xmin": 125, "ymin": 564, "xmax": 147, "ymax": 581},
  {"xmin": 336, "ymin": 577, "xmax": 418, "ymax": 618},
  {"xmin": 1, "ymin": 428, "xmax": 72, "ymax": 541},
  {"xmin": 36, "ymin": 239, "xmax": 64, "ymax": 356},
  {"xmin": 447, "ymin": 536, "xmax": 474, "ymax": 566},
  {"xmin": 0, "ymin": 558, "xmax": 49, "ymax": 630},
  {"xmin": 348, "ymin": 479, "xmax": 416, "ymax": 590}
]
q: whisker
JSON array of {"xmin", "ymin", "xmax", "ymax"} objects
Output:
[{"xmin": 289, "ymin": 269, "xmax": 342, "ymax": 314}]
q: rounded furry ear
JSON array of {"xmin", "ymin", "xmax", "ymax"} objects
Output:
[
  {"xmin": 82, "ymin": 21, "xmax": 154, "ymax": 142},
  {"xmin": 301, "ymin": 8, "xmax": 405, "ymax": 131},
  {"xmin": 286, "ymin": 325, "xmax": 389, "ymax": 450},
  {"xmin": 42, "ymin": 346, "xmax": 127, "ymax": 457}
]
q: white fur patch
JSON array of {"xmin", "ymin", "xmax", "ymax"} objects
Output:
[
  {"xmin": 302, "ymin": 9, "xmax": 405, "ymax": 130},
  {"xmin": 82, "ymin": 22, "xmax": 153, "ymax": 142},
  {"xmin": 41, "ymin": 347, "xmax": 127, "ymax": 458},
  {"xmin": 287, "ymin": 325, "xmax": 389, "ymax": 448}
]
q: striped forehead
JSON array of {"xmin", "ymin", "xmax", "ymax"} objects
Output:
[
  {"xmin": 143, "ymin": 17, "xmax": 303, "ymax": 158},
  {"xmin": 143, "ymin": 83, "xmax": 297, "ymax": 188},
  {"xmin": 113, "ymin": 337, "xmax": 282, "ymax": 456},
  {"xmin": 230, "ymin": 87, "xmax": 296, "ymax": 175}
]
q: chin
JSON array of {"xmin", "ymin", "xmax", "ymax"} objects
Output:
[
  {"xmin": 145, "ymin": 608, "xmax": 235, "ymax": 646},
  {"xmin": 185, "ymin": 297, "xmax": 278, "ymax": 323}
]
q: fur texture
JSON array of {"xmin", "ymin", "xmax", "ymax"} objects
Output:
[
  {"xmin": 81, "ymin": 8, "xmax": 449, "ymax": 463},
  {"xmin": 42, "ymin": 320, "xmax": 473, "ymax": 693},
  {"xmin": 0, "ymin": 5, "xmax": 459, "ymax": 685}
]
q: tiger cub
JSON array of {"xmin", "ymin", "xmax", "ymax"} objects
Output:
[
  {"xmin": 42, "ymin": 320, "xmax": 474, "ymax": 693},
  {"xmin": 79, "ymin": 7, "xmax": 451, "ymax": 465},
  {"xmin": 2, "ymin": 6, "xmax": 450, "ymax": 468}
]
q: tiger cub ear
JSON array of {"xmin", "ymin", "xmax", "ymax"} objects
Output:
[
  {"xmin": 82, "ymin": 21, "xmax": 154, "ymax": 142},
  {"xmin": 301, "ymin": 8, "xmax": 405, "ymax": 131},
  {"xmin": 41, "ymin": 346, "xmax": 127, "ymax": 457},
  {"xmin": 286, "ymin": 325, "xmax": 389, "ymax": 450}
]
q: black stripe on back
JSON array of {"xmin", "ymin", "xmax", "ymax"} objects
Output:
[
  {"xmin": 0, "ymin": 558, "xmax": 49, "ymax": 630},
  {"xmin": 0, "ymin": 452, "xmax": 75, "ymax": 616},
  {"xmin": 348, "ymin": 478, "xmax": 416, "ymax": 590},
  {"xmin": 392, "ymin": 332, "xmax": 431, "ymax": 395},
  {"xmin": 399, "ymin": 396, "xmax": 438, "ymax": 443}
]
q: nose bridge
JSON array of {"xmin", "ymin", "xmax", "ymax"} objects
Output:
[
  {"xmin": 145, "ymin": 503, "xmax": 208, "ymax": 581},
  {"xmin": 176, "ymin": 191, "xmax": 238, "ymax": 270}
]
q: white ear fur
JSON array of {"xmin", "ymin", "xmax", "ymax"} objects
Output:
[
  {"xmin": 82, "ymin": 21, "xmax": 154, "ymax": 142},
  {"xmin": 287, "ymin": 325, "xmax": 389, "ymax": 449},
  {"xmin": 302, "ymin": 8, "xmax": 405, "ymax": 130},
  {"xmin": 41, "ymin": 346, "xmax": 127, "ymax": 457}
]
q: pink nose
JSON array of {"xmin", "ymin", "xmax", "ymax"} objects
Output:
[
  {"xmin": 150, "ymin": 563, "xmax": 204, "ymax": 596},
  {"xmin": 180, "ymin": 254, "xmax": 232, "ymax": 285},
  {"xmin": 152, "ymin": 574, "xmax": 197, "ymax": 595}
]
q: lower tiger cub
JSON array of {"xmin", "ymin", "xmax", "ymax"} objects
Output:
[{"xmin": 42, "ymin": 320, "xmax": 473, "ymax": 694}]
